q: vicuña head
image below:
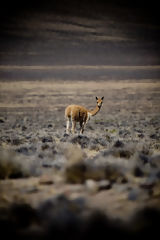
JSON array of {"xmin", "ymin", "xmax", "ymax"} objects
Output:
[{"xmin": 65, "ymin": 96, "xmax": 104, "ymax": 134}]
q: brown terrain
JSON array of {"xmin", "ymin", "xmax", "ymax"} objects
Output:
[{"xmin": 0, "ymin": 1, "xmax": 160, "ymax": 238}]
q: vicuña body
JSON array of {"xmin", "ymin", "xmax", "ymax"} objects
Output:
[{"xmin": 65, "ymin": 96, "xmax": 104, "ymax": 134}]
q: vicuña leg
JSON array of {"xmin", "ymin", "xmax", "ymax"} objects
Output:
[
  {"xmin": 71, "ymin": 120, "xmax": 76, "ymax": 134},
  {"xmin": 80, "ymin": 121, "xmax": 85, "ymax": 134},
  {"xmin": 66, "ymin": 117, "xmax": 70, "ymax": 134}
]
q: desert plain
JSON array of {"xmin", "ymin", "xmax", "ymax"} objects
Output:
[
  {"xmin": 0, "ymin": 76, "xmax": 160, "ymax": 237},
  {"xmin": 0, "ymin": 1, "xmax": 160, "ymax": 238}
]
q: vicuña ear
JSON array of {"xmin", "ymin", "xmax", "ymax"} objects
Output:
[
  {"xmin": 101, "ymin": 96, "xmax": 104, "ymax": 100},
  {"xmin": 96, "ymin": 96, "xmax": 98, "ymax": 100}
]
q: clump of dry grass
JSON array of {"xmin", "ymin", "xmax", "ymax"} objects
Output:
[
  {"xmin": 61, "ymin": 143, "xmax": 87, "ymax": 183},
  {"xmin": 64, "ymin": 138, "xmax": 160, "ymax": 185},
  {"xmin": 62, "ymin": 143, "xmax": 86, "ymax": 165},
  {"xmin": 0, "ymin": 148, "xmax": 33, "ymax": 179},
  {"xmin": 64, "ymin": 142, "xmax": 128, "ymax": 184}
]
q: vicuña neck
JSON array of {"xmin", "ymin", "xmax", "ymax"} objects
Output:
[{"xmin": 89, "ymin": 105, "xmax": 101, "ymax": 116}]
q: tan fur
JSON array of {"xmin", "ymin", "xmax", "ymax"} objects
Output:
[{"xmin": 65, "ymin": 96, "xmax": 104, "ymax": 134}]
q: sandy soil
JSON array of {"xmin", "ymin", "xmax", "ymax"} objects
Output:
[{"xmin": 0, "ymin": 79, "xmax": 160, "ymax": 221}]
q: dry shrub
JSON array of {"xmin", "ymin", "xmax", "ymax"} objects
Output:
[
  {"xmin": 64, "ymin": 143, "xmax": 128, "ymax": 184},
  {"xmin": 61, "ymin": 143, "xmax": 87, "ymax": 183},
  {"xmin": 65, "ymin": 162, "xmax": 87, "ymax": 183},
  {"xmin": 61, "ymin": 143, "xmax": 86, "ymax": 166},
  {"xmin": 0, "ymin": 148, "xmax": 31, "ymax": 179}
]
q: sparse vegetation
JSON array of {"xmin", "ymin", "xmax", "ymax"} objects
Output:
[
  {"xmin": 0, "ymin": 148, "xmax": 29, "ymax": 179},
  {"xmin": 0, "ymin": 80, "xmax": 160, "ymax": 238}
]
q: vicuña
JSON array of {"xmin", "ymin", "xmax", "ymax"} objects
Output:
[{"xmin": 65, "ymin": 96, "xmax": 104, "ymax": 134}]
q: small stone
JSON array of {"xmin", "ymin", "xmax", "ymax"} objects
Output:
[
  {"xmin": 128, "ymin": 188, "xmax": 140, "ymax": 201},
  {"xmin": 22, "ymin": 125, "xmax": 27, "ymax": 131},
  {"xmin": 41, "ymin": 144, "xmax": 50, "ymax": 150},
  {"xmin": 12, "ymin": 138, "xmax": 24, "ymax": 145},
  {"xmin": 133, "ymin": 166, "xmax": 144, "ymax": 177},
  {"xmin": 138, "ymin": 133, "xmax": 144, "ymax": 138},
  {"xmin": 42, "ymin": 163, "xmax": 53, "ymax": 168},
  {"xmin": 0, "ymin": 118, "xmax": 5, "ymax": 123},
  {"xmin": 42, "ymin": 136, "xmax": 53, "ymax": 143},
  {"xmin": 106, "ymin": 135, "xmax": 111, "ymax": 142},
  {"xmin": 63, "ymin": 133, "xmax": 69, "ymax": 137},
  {"xmin": 139, "ymin": 154, "xmax": 149, "ymax": 164},
  {"xmin": 16, "ymin": 147, "xmax": 29, "ymax": 155},
  {"xmin": 114, "ymin": 140, "xmax": 124, "ymax": 148},
  {"xmin": 85, "ymin": 179, "xmax": 98, "ymax": 194},
  {"xmin": 140, "ymin": 182, "xmax": 155, "ymax": 190},
  {"xmin": 119, "ymin": 149, "xmax": 133, "ymax": 159},
  {"xmin": 150, "ymin": 134, "xmax": 159, "ymax": 140},
  {"xmin": 98, "ymin": 180, "xmax": 111, "ymax": 191}
]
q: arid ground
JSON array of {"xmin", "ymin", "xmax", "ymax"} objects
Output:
[
  {"xmin": 0, "ymin": 1, "xmax": 160, "ymax": 238},
  {"xmin": 0, "ymin": 77, "xmax": 160, "ymax": 238}
]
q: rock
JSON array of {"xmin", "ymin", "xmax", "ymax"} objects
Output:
[
  {"xmin": 0, "ymin": 135, "xmax": 11, "ymax": 143},
  {"xmin": 12, "ymin": 138, "xmax": 24, "ymax": 145},
  {"xmin": 128, "ymin": 188, "xmax": 141, "ymax": 201},
  {"xmin": 22, "ymin": 125, "xmax": 27, "ymax": 131},
  {"xmin": 118, "ymin": 149, "xmax": 133, "ymax": 159},
  {"xmin": 42, "ymin": 136, "xmax": 53, "ymax": 143},
  {"xmin": 98, "ymin": 180, "xmax": 111, "ymax": 191},
  {"xmin": 85, "ymin": 179, "xmax": 98, "ymax": 194},
  {"xmin": 150, "ymin": 134, "xmax": 159, "ymax": 140},
  {"xmin": 0, "ymin": 118, "xmax": 5, "ymax": 123},
  {"xmin": 139, "ymin": 154, "xmax": 149, "ymax": 164},
  {"xmin": 140, "ymin": 181, "xmax": 155, "ymax": 190},
  {"xmin": 16, "ymin": 145, "xmax": 37, "ymax": 155},
  {"xmin": 106, "ymin": 148, "xmax": 133, "ymax": 159},
  {"xmin": 63, "ymin": 133, "xmax": 69, "ymax": 137},
  {"xmin": 114, "ymin": 140, "xmax": 124, "ymax": 148},
  {"xmin": 128, "ymin": 188, "xmax": 148, "ymax": 201},
  {"xmin": 106, "ymin": 134, "xmax": 111, "ymax": 142},
  {"xmin": 60, "ymin": 133, "xmax": 70, "ymax": 142},
  {"xmin": 16, "ymin": 147, "xmax": 29, "ymax": 155},
  {"xmin": 150, "ymin": 155, "xmax": 160, "ymax": 168},
  {"xmin": 153, "ymin": 143, "xmax": 160, "ymax": 151},
  {"xmin": 38, "ymin": 153, "xmax": 44, "ymax": 159},
  {"xmin": 42, "ymin": 162, "xmax": 54, "ymax": 168},
  {"xmin": 133, "ymin": 166, "xmax": 144, "ymax": 177},
  {"xmin": 138, "ymin": 133, "xmax": 144, "ymax": 138},
  {"xmin": 29, "ymin": 145, "xmax": 37, "ymax": 153},
  {"xmin": 48, "ymin": 124, "xmax": 53, "ymax": 128},
  {"xmin": 41, "ymin": 144, "xmax": 50, "ymax": 150}
]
